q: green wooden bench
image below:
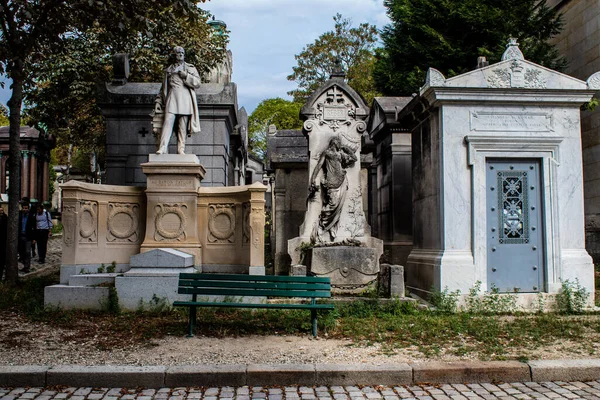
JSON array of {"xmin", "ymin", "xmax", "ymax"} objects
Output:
[{"xmin": 173, "ymin": 273, "xmax": 334, "ymax": 338}]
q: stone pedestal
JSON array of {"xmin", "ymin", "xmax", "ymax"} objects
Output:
[
  {"xmin": 140, "ymin": 154, "xmax": 206, "ymax": 266},
  {"xmin": 115, "ymin": 248, "xmax": 197, "ymax": 310}
]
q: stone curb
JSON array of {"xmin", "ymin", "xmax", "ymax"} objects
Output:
[{"xmin": 2, "ymin": 360, "xmax": 600, "ymax": 388}]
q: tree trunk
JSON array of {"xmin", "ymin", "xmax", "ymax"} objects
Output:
[{"xmin": 5, "ymin": 68, "xmax": 24, "ymax": 284}]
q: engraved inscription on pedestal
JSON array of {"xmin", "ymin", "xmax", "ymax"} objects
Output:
[
  {"xmin": 107, "ymin": 202, "xmax": 140, "ymax": 243},
  {"xmin": 154, "ymin": 203, "xmax": 187, "ymax": 241},
  {"xmin": 470, "ymin": 112, "xmax": 553, "ymax": 132},
  {"xmin": 208, "ymin": 204, "xmax": 236, "ymax": 243},
  {"xmin": 153, "ymin": 178, "xmax": 193, "ymax": 188},
  {"xmin": 79, "ymin": 201, "xmax": 98, "ymax": 243}
]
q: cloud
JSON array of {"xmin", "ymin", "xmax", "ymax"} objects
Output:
[{"xmin": 203, "ymin": 0, "xmax": 389, "ymax": 114}]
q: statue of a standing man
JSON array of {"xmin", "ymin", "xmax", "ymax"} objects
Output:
[{"xmin": 154, "ymin": 46, "xmax": 201, "ymax": 154}]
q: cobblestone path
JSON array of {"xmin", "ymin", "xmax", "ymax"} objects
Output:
[{"xmin": 3, "ymin": 382, "xmax": 600, "ymax": 400}]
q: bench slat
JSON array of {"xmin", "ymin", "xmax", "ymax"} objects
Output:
[
  {"xmin": 178, "ymin": 287, "xmax": 332, "ymax": 298},
  {"xmin": 179, "ymin": 273, "xmax": 331, "ymax": 284},
  {"xmin": 178, "ymin": 280, "xmax": 331, "ymax": 291},
  {"xmin": 173, "ymin": 301, "xmax": 334, "ymax": 310}
]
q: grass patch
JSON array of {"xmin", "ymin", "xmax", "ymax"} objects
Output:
[{"xmin": 2, "ymin": 275, "xmax": 600, "ymax": 360}]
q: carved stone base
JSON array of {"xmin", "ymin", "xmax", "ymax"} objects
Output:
[
  {"xmin": 140, "ymin": 154, "xmax": 206, "ymax": 266},
  {"xmin": 306, "ymin": 237, "xmax": 384, "ymax": 291}
]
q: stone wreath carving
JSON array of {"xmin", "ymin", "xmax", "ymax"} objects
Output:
[
  {"xmin": 208, "ymin": 204, "xmax": 236, "ymax": 243},
  {"xmin": 107, "ymin": 202, "xmax": 139, "ymax": 242},
  {"xmin": 154, "ymin": 203, "xmax": 187, "ymax": 241},
  {"xmin": 79, "ymin": 201, "xmax": 97, "ymax": 243},
  {"xmin": 242, "ymin": 202, "xmax": 250, "ymax": 244},
  {"xmin": 62, "ymin": 205, "xmax": 76, "ymax": 248}
]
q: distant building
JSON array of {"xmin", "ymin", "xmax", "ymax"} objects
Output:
[
  {"xmin": 547, "ymin": 0, "xmax": 600, "ymax": 262},
  {"xmin": 0, "ymin": 126, "xmax": 55, "ymax": 203}
]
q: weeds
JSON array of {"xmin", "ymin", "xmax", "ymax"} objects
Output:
[
  {"xmin": 465, "ymin": 281, "xmax": 519, "ymax": 314},
  {"xmin": 429, "ymin": 287, "xmax": 460, "ymax": 314},
  {"xmin": 556, "ymin": 279, "xmax": 588, "ymax": 314}
]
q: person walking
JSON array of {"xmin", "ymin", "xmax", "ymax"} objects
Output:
[
  {"xmin": 34, "ymin": 203, "xmax": 52, "ymax": 264},
  {"xmin": 18, "ymin": 201, "xmax": 36, "ymax": 273}
]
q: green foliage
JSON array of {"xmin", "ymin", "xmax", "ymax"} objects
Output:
[
  {"xmin": 0, "ymin": 103, "xmax": 8, "ymax": 126},
  {"xmin": 465, "ymin": 281, "xmax": 518, "ymax": 315},
  {"xmin": 97, "ymin": 264, "xmax": 106, "ymax": 273},
  {"xmin": 248, "ymin": 98, "xmax": 302, "ymax": 161},
  {"xmin": 429, "ymin": 286, "xmax": 460, "ymax": 314},
  {"xmin": 375, "ymin": 0, "xmax": 567, "ymax": 95},
  {"xmin": 51, "ymin": 222, "xmax": 63, "ymax": 235},
  {"xmin": 105, "ymin": 286, "xmax": 121, "ymax": 315},
  {"xmin": 556, "ymin": 279, "xmax": 588, "ymax": 314},
  {"xmin": 107, "ymin": 261, "xmax": 116, "ymax": 274},
  {"xmin": 287, "ymin": 14, "xmax": 380, "ymax": 104},
  {"xmin": 583, "ymin": 98, "xmax": 599, "ymax": 112},
  {"xmin": 24, "ymin": 4, "xmax": 228, "ymax": 168}
]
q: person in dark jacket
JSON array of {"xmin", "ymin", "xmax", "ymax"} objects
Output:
[
  {"xmin": 0, "ymin": 206, "xmax": 7, "ymax": 280},
  {"xmin": 18, "ymin": 201, "xmax": 36, "ymax": 273}
]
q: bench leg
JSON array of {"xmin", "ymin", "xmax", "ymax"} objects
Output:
[
  {"xmin": 187, "ymin": 306, "xmax": 197, "ymax": 338},
  {"xmin": 311, "ymin": 309, "xmax": 317, "ymax": 338}
]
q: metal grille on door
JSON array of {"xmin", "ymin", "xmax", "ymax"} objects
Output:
[{"xmin": 486, "ymin": 160, "xmax": 544, "ymax": 292}]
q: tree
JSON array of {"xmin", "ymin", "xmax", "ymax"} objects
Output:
[
  {"xmin": 0, "ymin": 103, "xmax": 7, "ymax": 126},
  {"xmin": 287, "ymin": 14, "xmax": 380, "ymax": 104},
  {"xmin": 374, "ymin": 0, "xmax": 567, "ymax": 95},
  {"xmin": 0, "ymin": 0, "xmax": 213, "ymax": 283},
  {"xmin": 25, "ymin": 5, "xmax": 226, "ymax": 176},
  {"xmin": 248, "ymin": 98, "xmax": 303, "ymax": 161}
]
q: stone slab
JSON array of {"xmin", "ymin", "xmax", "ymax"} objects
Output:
[
  {"xmin": 46, "ymin": 365, "xmax": 166, "ymax": 388},
  {"xmin": 315, "ymin": 364, "xmax": 412, "ymax": 386},
  {"xmin": 309, "ymin": 246, "xmax": 379, "ymax": 286},
  {"xmin": 130, "ymin": 248, "xmax": 194, "ymax": 268},
  {"xmin": 529, "ymin": 359, "xmax": 600, "ymax": 381},
  {"xmin": 60, "ymin": 264, "xmax": 130, "ymax": 284},
  {"xmin": 44, "ymin": 285, "xmax": 109, "ymax": 310},
  {"xmin": 115, "ymin": 275, "xmax": 188, "ymax": 310},
  {"xmin": 148, "ymin": 154, "xmax": 199, "ymax": 164},
  {"xmin": 412, "ymin": 361, "xmax": 530, "ymax": 383},
  {"xmin": 69, "ymin": 273, "xmax": 118, "ymax": 287},
  {"xmin": 0, "ymin": 365, "xmax": 48, "ymax": 387},
  {"xmin": 165, "ymin": 365, "xmax": 246, "ymax": 387},
  {"xmin": 246, "ymin": 364, "xmax": 316, "ymax": 386},
  {"xmin": 290, "ymin": 265, "xmax": 308, "ymax": 276},
  {"xmin": 390, "ymin": 265, "xmax": 405, "ymax": 297},
  {"xmin": 248, "ymin": 266, "xmax": 265, "ymax": 275}
]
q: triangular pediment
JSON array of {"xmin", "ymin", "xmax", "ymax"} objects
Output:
[{"xmin": 421, "ymin": 59, "xmax": 588, "ymax": 93}]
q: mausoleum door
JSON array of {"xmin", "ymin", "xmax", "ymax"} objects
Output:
[{"xmin": 486, "ymin": 159, "xmax": 544, "ymax": 293}]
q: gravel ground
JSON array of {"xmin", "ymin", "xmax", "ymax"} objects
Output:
[{"xmin": 2, "ymin": 236, "xmax": 599, "ymax": 366}]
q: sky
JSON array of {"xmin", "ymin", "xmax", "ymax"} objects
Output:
[
  {"xmin": 202, "ymin": 0, "xmax": 390, "ymax": 114},
  {"xmin": 0, "ymin": 0, "xmax": 390, "ymax": 115}
]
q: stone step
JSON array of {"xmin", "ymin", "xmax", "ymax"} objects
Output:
[
  {"xmin": 68, "ymin": 273, "xmax": 119, "ymax": 287},
  {"xmin": 44, "ymin": 285, "xmax": 109, "ymax": 310}
]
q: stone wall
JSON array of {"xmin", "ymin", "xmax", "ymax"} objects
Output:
[
  {"xmin": 61, "ymin": 180, "xmax": 266, "ymax": 271},
  {"xmin": 548, "ymin": 0, "xmax": 600, "ymax": 262}
]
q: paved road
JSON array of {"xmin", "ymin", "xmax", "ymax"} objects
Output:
[{"xmin": 3, "ymin": 382, "xmax": 600, "ymax": 400}]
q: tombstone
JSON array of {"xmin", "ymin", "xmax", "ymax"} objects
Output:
[
  {"xmin": 400, "ymin": 39, "xmax": 598, "ymax": 301},
  {"xmin": 366, "ymin": 97, "xmax": 414, "ymax": 265},
  {"xmin": 287, "ymin": 70, "xmax": 383, "ymax": 290}
]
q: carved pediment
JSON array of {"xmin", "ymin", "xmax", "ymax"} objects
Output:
[{"xmin": 300, "ymin": 78, "xmax": 369, "ymax": 122}]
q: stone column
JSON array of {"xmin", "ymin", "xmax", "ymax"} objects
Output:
[
  {"xmin": 29, "ymin": 152, "xmax": 37, "ymax": 201},
  {"xmin": 140, "ymin": 154, "xmax": 206, "ymax": 266},
  {"xmin": 21, "ymin": 151, "xmax": 29, "ymax": 199},
  {"xmin": 42, "ymin": 158, "xmax": 49, "ymax": 202},
  {"xmin": 248, "ymin": 183, "xmax": 266, "ymax": 268}
]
